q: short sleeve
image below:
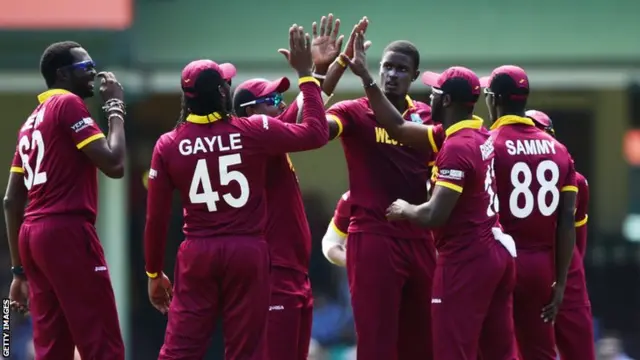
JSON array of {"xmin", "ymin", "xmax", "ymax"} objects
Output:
[
  {"xmin": 326, "ymin": 100, "xmax": 358, "ymax": 138},
  {"xmin": 331, "ymin": 191, "xmax": 351, "ymax": 236},
  {"xmin": 434, "ymin": 141, "xmax": 472, "ymax": 193},
  {"xmin": 58, "ymin": 95, "xmax": 105, "ymax": 149},
  {"xmin": 561, "ymin": 156, "xmax": 578, "ymax": 192},
  {"xmin": 575, "ymin": 175, "xmax": 589, "ymax": 227},
  {"xmin": 10, "ymin": 149, "xmax": 23, "ymax": 174},
  {"xmin": 427, "ymin": 124, "xmax": 446, "ymax": 154}
]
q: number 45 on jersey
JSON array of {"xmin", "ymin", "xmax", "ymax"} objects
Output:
[{"xmin": 189, "ymin": 154, "xmax": 250, "ymax": 212}]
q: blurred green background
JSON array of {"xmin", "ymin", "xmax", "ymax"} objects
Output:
[{"xmin": 2, "ymin": 0, "xmax": 640, "ymax": 358}]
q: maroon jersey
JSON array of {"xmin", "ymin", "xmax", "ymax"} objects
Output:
[
  {"xmin": 144, "ymin": 81, "xmax": 327, "ymax": 273},
  {"xmin": 263, "ymin": 99, "xmax": 312, "ymax": 272},
  {"xmin": 326, "ymin": 96, "xmax": 437, "ymax": 240},
  {"xmin": 491, "ymin": 115, "xmax": 577, "ymax": 251},
  {"xmin": 10, "ymin": 89, "xmax": 105, "ymax": 224},
  {"xmin": 574, "ymin": 172, "xmax": 589, "ymax": 257},
  {"xmin": 331, "ymin": 191, "xmax": 351, "ymax": 236},
  {"xmin": 432, "ymin": 118, "xmax": 499, "ymax": 260}
]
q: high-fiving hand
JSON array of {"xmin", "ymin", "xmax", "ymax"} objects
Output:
[
  {"xmin": 311, "ymin": 13, "xmax": 344, "ymax": 70},
  {"xmin": 344, "ymin": 17, "xmax": 372, "ymax": 59},
  {"xmin": 278, "ymin": 25, "xmax": 313, "ymax": 76},
  {"xmin": 340, "ymin": 30, "xmax": 370, "ymax": 79}
]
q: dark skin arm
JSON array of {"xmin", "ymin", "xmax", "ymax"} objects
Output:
[
  {"xmin": 321, "ymin": 17, "xmax": 370, "ymax": 140},
  {"xmin": 385, "ymin": 185, "xmax": 461, "ymax": 227},
  {"xmin": 542, "ymin": 191, "xmax": 577, "ymax": 322},
  {"xmin": 360, "ymin": 71, "xmax": 435, "ymax": 153},
  {"xmin": 81, "ymin": 117, "xmax": 126, "ymax": 178},
  {"xmin": 82, "ymin": 71, "xmax": 126, "ymax": 178},
  {"xmin": 344, "ymin": 30, "xmax": 434, "ymax": 152},
  {"xmin": 320, "ymin": 17, "xmax": 369, "ymax": 95},
  {"xmin": 3, "ymin": 172, "xmax": 27, "ymax": 268}
]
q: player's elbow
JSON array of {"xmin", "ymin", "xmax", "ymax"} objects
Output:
[
  {"xmin": 427, "ymin": 214, "xmax": 447, "ymax": 227},
  {"xmin": 302, "ymin": 123, "xmax": 330, "ymax": 149},
  {"xmin": 3, "ymin": 187, "xmax": 27, "ymax": 212},
  {"xmin": 101, "ymin": 164, "xmax": 125, "ymax": 179},
  {"xmin": 2, "ymin": 196, "xmax": 13, "ymax": 211},
  {"xmin": 3, "ymin": 195, "xmax": 23, "ymax": 214}
]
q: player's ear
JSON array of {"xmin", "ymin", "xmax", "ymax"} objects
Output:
[
  {"xmin": 246, "ymin": 106, "xmax": 256, "ymax": 116},
  {"xmin": 56, "ymin": 68, "xmax": 69, "ymax": 84},
  {"xmin": 442, "ymin": 94, "xmax": 452, "ymax": 108},
  {"xmin": 412, "ymin": 70, "xmax": 420, "ymax": 82},
  {"xmin": 217, "ymin": 85, "xmax": 226, "ymax": 99}
]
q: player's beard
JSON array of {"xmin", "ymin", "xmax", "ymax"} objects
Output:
[
  {"xmin": 224, "ymin": 94, "xmax": 233, "ymax": 113},
  {"xmin": 431, "ymin": 102, "xmax": 444, "ymax": 124}
]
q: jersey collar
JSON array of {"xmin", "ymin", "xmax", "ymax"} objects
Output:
[
  {"xmin": 401, "ymin": 95, "xmax": 416, "ymax": 117},
  {"xmin": 37, "ymin": 89, "xmax": 71, "ymax": 104},
  {"xmin": 445, "ymin": 115, "xmax": 484, "ymax": 138},
  {"xmin": 490, "ymin": 114, "xmax": 535, "ymax": 130},
  {"xmin": 186, "ymin": 112, "xmax": 222, "ymax": 124}
]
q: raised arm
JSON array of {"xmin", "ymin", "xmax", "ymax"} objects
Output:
[
  {"xmin": 256, "ymin": 25, "xmax": 329, "ymax": 152},
  {"xmin": 76, "ymin": 72, "xmax": 127, "ymax": 178},
  {"xmin": 341, "ymin": 31, "xmax": 437, "ymax": 153},
  {"xmin": 253, "ymin": 78, "xmax": 328, "ymax": 154},
  {"xmin": 321, "ymin": 17, "xmax": 370, "ymax": 96}
]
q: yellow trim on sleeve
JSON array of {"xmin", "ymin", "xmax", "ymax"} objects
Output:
[
  {"xmin": 427, "ymin": 126, "xmax": 439, "ymax": 153},
  {"xmin": 327, "ymin": 114, "xmax": 344, "ymax": 138},
  {"xmin": 146, "ymin": 271, "xmax": 159, "ymax": 279},
  {"xmin": 435, "ymin": 181, "xmax": 463, "ymax": 193},
  {"xmin": 561, "ymin": 185, "xmax": 578, "ymax": 192},
  {"xmin": 298, "ymin": 77, "xmax": 321, "ymax": 86},
  {"xmin": 330, "ymin": 218, "xmax": 348, "ymax": 238},
  {"xmin": 575, "ymin": 215, "xmax": 588, "ymax": 228},
  {"xmin": 10, "ymin": 166, "xmax": 24, "ymax": 174},
  {"xmin": 76, "ymin": 133, "xmax": 106, "ymax": 149}
]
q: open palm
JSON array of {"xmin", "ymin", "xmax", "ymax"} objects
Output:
[
  {"xmin": 343, "ymin": 31, "xmax": 369, "ymax": 78},
  {"xmin": 311, "ymin": 13, "xmax": 344, "ymax": 69}
]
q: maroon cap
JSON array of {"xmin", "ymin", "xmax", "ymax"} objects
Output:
[
  {"xmin": 480, "ymin": 65, "xmax": 529, "ymax": 99},
  {"xmin": 525, "ymin": 109, "xmax": 555, "ymax": 136},
  {"xmin": 181, "ymin": 60, "xmax": 236, "ymax": 97},
  {"xmin": 422, "ymin": 66, "xmax": 481, "ymax": 104},
  {"xmin": 232, "ymin": 77, "xmax": 290, "ymax": 110}
]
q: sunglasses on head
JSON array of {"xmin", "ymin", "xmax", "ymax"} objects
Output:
[
  {"xmin": 239, "ymin": 93, "xmax": 284, "ymax": 108},
  {"xmin": 61, "ymin": 60, "xmax": 96, "ymax": 71}
]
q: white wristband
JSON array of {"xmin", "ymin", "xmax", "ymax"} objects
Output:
[{"xmin": 312, "ymin": 72, "xmax": 327, "ymax": 80}]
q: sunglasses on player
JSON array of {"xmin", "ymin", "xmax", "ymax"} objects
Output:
[
  {"xmin": 60, "ymin": 60, "xmax": 96, "ymax": 71},
  {"xmin": 239, "ymin": 93, "xmax": 284, "ymax": 108}
]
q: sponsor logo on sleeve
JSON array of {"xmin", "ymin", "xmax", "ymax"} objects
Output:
[
  {"xmin": 148, "ymin": 168, "xmax": 157, "ymax": 179},
  {"xmin": 438, "ymin": 169, "xmax": 464, "ymax": 180},
  {"xmin": 70, "ymin": 117, "xmax": 94, "ymax": 133}
]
